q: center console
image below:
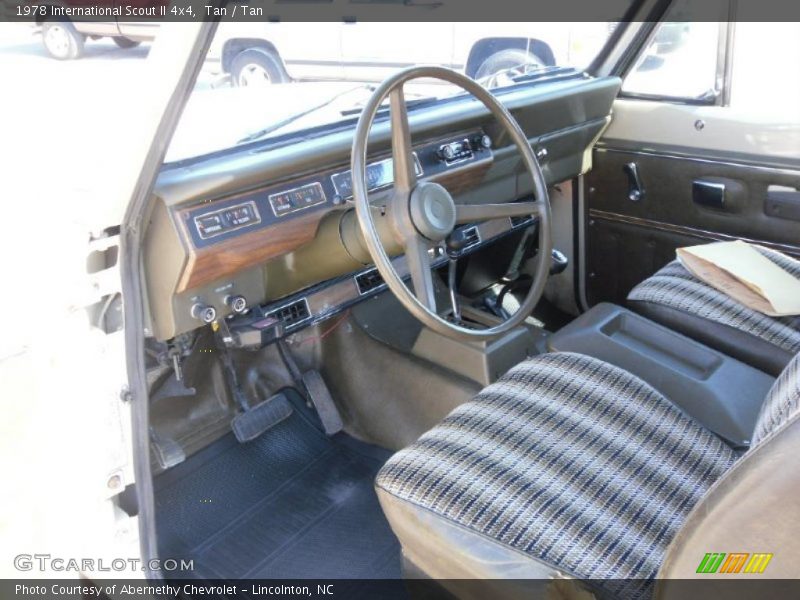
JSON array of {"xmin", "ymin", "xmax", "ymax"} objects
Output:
[
  {"xmin": 548, "ymin": 303, "xmax": 775, "ymax": 449},
  {"xmin": 411, "ymin": 305, "xmax": 549, "ymax": 387}
]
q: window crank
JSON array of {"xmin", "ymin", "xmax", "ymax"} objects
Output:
[{"xmin": 623, "ymin": 162, "xmax": 645, "ymax": 202}]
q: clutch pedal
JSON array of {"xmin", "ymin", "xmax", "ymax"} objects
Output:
[
  {"xmin": 231, "ymin": 392, "xmax": 293, "ymax": 443},
  {"xmin": 215, "ymin": 332, "xmax": 293, "ymax": 443}
]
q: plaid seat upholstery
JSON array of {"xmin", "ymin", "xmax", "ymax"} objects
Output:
[
  {"xmin": 627, "ymin": 246, "xmax": 800, "ymax": 359},
  {"xmin": 376, "ymin": 353, "xmax": 738, "ymax": 599},
  {"xmin": 753, "ymin": 352, "xmax": 800, "ymax": 445}
]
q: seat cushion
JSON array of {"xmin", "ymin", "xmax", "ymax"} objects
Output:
[
  {"xmin": 376, "ymin": 353, "xmax": 738, "ymax": 599},
  {"xmin": 627, "ymin": 246, "xmax": 800, "ymax": 376}
]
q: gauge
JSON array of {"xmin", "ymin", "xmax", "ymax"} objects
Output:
[
  {"xmin": 268, "ymin": 182, "xmax": 326, "ymax": 217},
  {"xmin": 194, "ymin": 201, "xmax": 261, "ymax": 240},
  {"xmin": 331, "ymin": 154, "xmax": 422, "ymax": 200}
]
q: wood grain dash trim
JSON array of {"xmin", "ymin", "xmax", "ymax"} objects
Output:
[
  {"xmin": 432, "ymin": 160, "xmax": 492, "ymax": 197},
  {"xmin": 176, "ymin": 208, "xmax": 331, "ymax": 293}
]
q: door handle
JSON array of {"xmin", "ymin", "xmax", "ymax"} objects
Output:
[
  {"xmin": 693, "ymin": 180, "xmax": 727, "ymax": 210},
  {"xmin": 623, "ymin": 162, "xmax": 645, "ymax": 202},
  {"xmin": 765, "ymin": 185, "xmax": 800, "ymax": 222}
]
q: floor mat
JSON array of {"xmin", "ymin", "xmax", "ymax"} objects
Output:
[{"xmin": 154, "ymin": 389, "xmax": 402, "ymax": 581}]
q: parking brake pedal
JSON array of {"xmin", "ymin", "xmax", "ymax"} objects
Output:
[
  {"xmin": 231, "ymin": 392, "xmax": 293, "ymax": 443},
  {"xmin": 302, "ymin": 370, "xmax": 343, "ymax": 435}
]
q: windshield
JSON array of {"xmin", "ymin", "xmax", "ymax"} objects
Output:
[{"xmin": 166, "ymin": 22, "xmax": 616, "ymax": 162}]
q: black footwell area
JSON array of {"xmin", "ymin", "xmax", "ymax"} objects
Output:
[{"xmin": 154, "ymin": 389, "xmax": 402, "ymax": 581}]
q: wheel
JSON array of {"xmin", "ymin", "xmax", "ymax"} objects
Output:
[
  {"xmin": 41, "ymin": 20, "xmax": 84, "ymax": 60},
  {"xmin": 113, "ymin": 37, "xmax": 141, "ymax": 49},
  {"xmin": 230, "ymin": 48, "xmax": 287, "ymax": 87},
  {"xmin": 474, "ymin": 48, "xmax": 545, "ymax": 87}
]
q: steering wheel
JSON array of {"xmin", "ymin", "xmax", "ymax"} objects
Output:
[{"xmin": 351, "ymin": 66, "xmax": 551, "ymax": 341}]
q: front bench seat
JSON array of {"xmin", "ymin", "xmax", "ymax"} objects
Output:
[
  {"xmin": 626, "ymin": 245, "xmax": 800, "ymax": 376},
  {"xmin": 375, "ymin": 351, "xmax": 800, "ymax": 600}
]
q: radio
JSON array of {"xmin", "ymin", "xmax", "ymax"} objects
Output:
[{"xmin": 436, "ymin": 134, "xmax": 491, "ymax": 164}]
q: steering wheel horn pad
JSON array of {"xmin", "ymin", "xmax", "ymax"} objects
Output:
[{"xmin": 409, "ymin": 182, "xmax": 456, "ymax": 241}]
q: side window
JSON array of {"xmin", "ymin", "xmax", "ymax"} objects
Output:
[
  {"xmin": 621, "ymin": 21, "xmax": 723, "ymax": 103},
  {"xmin": 729, "ymin": 23, "xmax": 800, "ymax": 122}
]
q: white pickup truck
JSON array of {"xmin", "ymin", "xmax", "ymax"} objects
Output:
[
  {"xmin": 37, "ymin": 14, "xmax": 607, "ymax": 85},
  {"xmin": 208, "ymin": 22, "xmax": 608, "ymax": 86}
]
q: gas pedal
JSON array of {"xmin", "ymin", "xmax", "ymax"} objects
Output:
[
  {"xmin": 231, "ymin": 392, "xmax": 293, "ymax": 443},
  {"xmin": 302, "ymin": 370, "xmax": 343, "ymax": 436}
]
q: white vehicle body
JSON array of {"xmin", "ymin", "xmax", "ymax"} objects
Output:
[{"xmin": 210, "ymin": 22, "xmax": 609, "ymax": 85}]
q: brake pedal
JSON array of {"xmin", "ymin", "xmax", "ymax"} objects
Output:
[
  {"xmin": 302, "ymin": 370, "xmax": 343, "ymax": 435},
  {"xmin": 231, "ymin": 392, "xmax": 293, "ymax": 443}
]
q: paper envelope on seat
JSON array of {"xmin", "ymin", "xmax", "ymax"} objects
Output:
[{"xmin": 676, "ymin": 240, "xmax": 800, "ymax": 317}]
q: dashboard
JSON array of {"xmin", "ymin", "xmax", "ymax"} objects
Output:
[
  {"xmin": 171, "ymin": 130, "xmax": 492, "ymax": 295},
  {"xmin": 143, "ymin": 75, "xmax": 621, "ymax": 341},
  {"xmin": 181, "ymin": 132, "xmax": 486, "ymax": 259}
]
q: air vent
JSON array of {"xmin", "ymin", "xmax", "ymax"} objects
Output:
[
  {"xmin": 462, "ymin": 226, "xmax": 481, "ymax": 248},
  {"xmin": 268, "ymin": 298, "xmax": 311, "ymax": 329},
  {"xmin": 355, "ymin": 269, "xmax": 385, "ymax": 295},
  {"xmin": 511, "ymin": 215, "xmax": 534, "ymax": 227}
]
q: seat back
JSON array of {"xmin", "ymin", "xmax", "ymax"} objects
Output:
[
  {"xmin": 657, "ymin": 353, "xmax": 800, "ymax": 586},
  {"xmin": 752, "ymin": 352, "xmax": 800, "ymax": 445}
]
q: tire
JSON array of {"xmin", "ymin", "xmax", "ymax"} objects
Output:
[
  {"xmin": 230, "ymin": 48, "xmax": 287, "ymax": 87},
  {"xmin": 113, "ymin": 37, "xmax": 141, "ymax": 49},
  {"xmin": 474, "ymin": 48, "xmax": 545, "ymax": 87},
  {"xmin": 41, "ymin": 20, "xmax": 84, "ymax": 60}
]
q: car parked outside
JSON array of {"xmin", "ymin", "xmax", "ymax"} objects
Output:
[
  {"xmin": 33, "ymin": 9, "xmax": 609, "ymax": 89},
  {"xmin": 209, "ymin": 22, "xmax": 609, "ymax": 86},
  {"xmin": 32, "ymin": 0, "xmax": 161, "ymax": 59}
]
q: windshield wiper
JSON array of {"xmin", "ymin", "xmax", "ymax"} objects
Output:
[{"xmin": 236, "ymin": 84, "xmax": 375, "ymax": 146}]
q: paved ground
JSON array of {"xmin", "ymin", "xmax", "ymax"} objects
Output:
[
  {"xmin": 0, "ymin": 24, "xmax": 222, "ymax": 211},
  {"xmin": 1, "ymin": 24, "xmax": 155, "ymax": 184}
]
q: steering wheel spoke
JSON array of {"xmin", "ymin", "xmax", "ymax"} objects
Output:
[
  {"xmin": 455, "ymin": 201, "xmax": 539, "ymax": 224},
  {"xmin": 403, "ymin": 235, "xmax": 437, "ymax": 312},
  {"xmin": 389, "ymin": 86, "xmax": 417, "ymax": 193}
]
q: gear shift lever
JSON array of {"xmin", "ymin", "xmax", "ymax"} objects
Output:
[{"xmin": 445, "ymin": 229, "xmax": 470, "ymax": 322}]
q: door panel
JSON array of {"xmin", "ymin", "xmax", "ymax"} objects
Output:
[
  {"xmin": 601, "ymin": 100, "xmax": 800, "ymax": 169},
  {"xmin": 583, "ymin": 17, "xmax": 800, "ymax": 308},
  {"xmin": 584, "ymin": 147, "xmax": 800, "ymax": 306}
]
